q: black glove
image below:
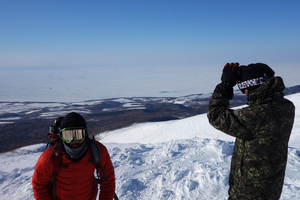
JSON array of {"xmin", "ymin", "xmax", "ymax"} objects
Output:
[{"xmin": 221, "ymin": 62, "xmax": 240, "ymax": 87}]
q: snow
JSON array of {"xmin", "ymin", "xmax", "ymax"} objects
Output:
[
  {"xmin": 99, "ymin": 114, "xmax": 234, "ymax": 144},
  {"xmin": 1, "ymin": 93, "xmax": 300, "ymax": 200}
]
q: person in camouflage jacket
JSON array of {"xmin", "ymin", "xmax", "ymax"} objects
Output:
[{"xmin": 207, "ymin": 63, "xmax": 295, "ymax": 200}]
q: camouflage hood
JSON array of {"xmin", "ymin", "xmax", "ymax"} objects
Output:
[{"xmin": 247, "ymin": 76, "xmax": 285, "ymax": 105}]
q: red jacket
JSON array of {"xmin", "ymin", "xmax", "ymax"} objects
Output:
[{"xmin": 32, "ymin": 142, "xmax": 115, "ymax": 200}]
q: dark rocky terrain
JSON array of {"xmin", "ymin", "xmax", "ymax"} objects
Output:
[{"xmin": 1, "ymin": 85, "xmax": 299, "ymax": 153}]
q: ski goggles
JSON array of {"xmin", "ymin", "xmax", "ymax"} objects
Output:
[{"xmin": 59, "ymin": 127, "xmax": 88, "ymax": 143}]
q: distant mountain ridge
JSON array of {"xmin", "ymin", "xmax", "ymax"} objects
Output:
[{"xmin": 0, "ymin": 85, "xmax": 300, "ymax": 153}]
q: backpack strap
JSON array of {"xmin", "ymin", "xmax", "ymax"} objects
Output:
[
  {"xmin": 89, "ymin": 137, "xmax": 119, "ymax": 200},
  {"xmin": 89, "ymin": 136, "xmax": 108, "ymax": 181},
  {"xmin": 51, "ymin": 147, "xmax": 68, "ymax": 200}
]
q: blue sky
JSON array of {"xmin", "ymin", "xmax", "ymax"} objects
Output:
[
  {"xmin": 0, "ymin": 0, "xmax": 299, "ymax": 101},
  {"xmin": 1, "ymin": 0, "xmax": 299, "ymax": 68}
]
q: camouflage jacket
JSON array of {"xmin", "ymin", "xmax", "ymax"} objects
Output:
[{"xmin": 207, "ymin": 77, "xmax": 295, "ymax": 200}]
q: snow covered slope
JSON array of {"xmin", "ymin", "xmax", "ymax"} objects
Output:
[{"xmin": 1, "ymin": 93, "xmax": 300, "ymax": 200}]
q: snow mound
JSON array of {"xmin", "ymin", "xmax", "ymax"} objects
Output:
[{"xmin": 107, "ymin": 138, "xmax": 233, "ymax": 199}]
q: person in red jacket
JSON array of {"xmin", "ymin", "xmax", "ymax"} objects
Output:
[{"xmin": 32, "ymin": 112, "xmax": 116, "ymax": 200}]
